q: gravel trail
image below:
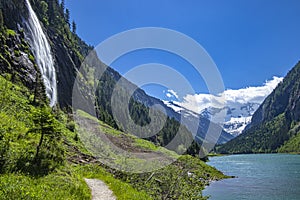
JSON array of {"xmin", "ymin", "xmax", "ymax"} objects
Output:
[{"xmin": 84, "ymin": 178, "xmax": 116, "ymax": 200}]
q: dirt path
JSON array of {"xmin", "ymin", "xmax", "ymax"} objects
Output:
[{"xmin": 84, "ymin": 178, "xmax": 116, "ymax": 200}]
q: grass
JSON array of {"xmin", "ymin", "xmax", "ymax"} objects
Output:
[
  {"xmin": 75, "ymin": 109, "xmax": 229, "ymax": 199},
  {"xmin": 76, "ymin": 109, "xmax": 177, "ymax": 156},
  {"xmin": 74, "ymin": 164, "xmax": 152, "ymax": 200},
  {"xmin": 75, "ymin": 109, "xmax": 98, "ymax": 122},
  {"xmin": 133, "ymin": 137, "xmax": 158, "ymax": 151},
  {"xmin": 278, "ymin": 132, "xmax": 300, "ymax": 153},
  {"xmin": 0, "ymin": 164, "xmax": 152, "ymax": 200},
  {"xmin": 0, "ymin": 75, "xmax": 151, "ymax": 199},
  {"xmin": 6, "ymin": 29, "xmax": 16, "ymax": 37},
  {"xmin": 0, "ymin": 75, "xmax": 229, "ymax": 199},
  {"xmin": 0, "ymin": 169, "xmax": 90, "ymax": 200}
]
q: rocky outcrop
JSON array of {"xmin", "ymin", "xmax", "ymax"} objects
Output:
[
  {"xmin": 0, "ymin": 29, "xmax": 37, "ymax": 90},
  {"xmin": 49, "ymin": 30, "xmax": 78, "ymax": 108},
  {"xmin": 0, "ymin": 0, "xmax": 27, "ymax": 30},
  {"xmin": 0, "ymin": 0, "xmax": 91, "ymax": 108}
]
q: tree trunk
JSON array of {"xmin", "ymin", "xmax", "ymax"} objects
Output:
[
  {"xmin": 33, "ymin": 75, "xmax": 38, "ymax": 105},
  {"xmin": 34, "ymin": 132, "xmax": 44, "ymax": 164}
]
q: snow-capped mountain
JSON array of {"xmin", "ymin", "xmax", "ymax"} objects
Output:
[
  {"xmin": 164, "ymin": 101, "xmax": 259, "ymax": 137},
  {"xmin": 201, "ymin": 102, "xmax": 260, "ymax": 136},
  {"xmin": 162, "ymin": 100, "xmax": 234, "ymax": 143},
  {"xmin": 163, "ymin": 101, "xmax": 199, "ymax": 118},
  {"xmin": 163, "ymin": 77, "xmax": 283, "ymax": 137}
]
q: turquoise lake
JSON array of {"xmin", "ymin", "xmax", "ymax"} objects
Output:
[{"xmin": 203, "ymin": 154, "xmax": 300, "ymax": 200}]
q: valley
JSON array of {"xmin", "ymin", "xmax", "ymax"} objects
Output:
[{"xmin": 0, "ymin": 0, "xmax": 299, "ymax": 199}]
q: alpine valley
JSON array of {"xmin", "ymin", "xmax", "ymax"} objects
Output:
[
  {"xmin": 218, "ymin": 62, "xmax": 300, "ymax": 154},
  {"xmin": 0, "ymin": 0, "xmax": 299, "ymax": 200},
  {"xmin": 0, "ymin": 0, "xmax": 229, "ymax": 199}
]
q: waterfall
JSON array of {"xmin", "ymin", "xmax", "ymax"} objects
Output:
[{"xmin": 24, "ymin": 0, "xmax": 57, "ymax": 107}]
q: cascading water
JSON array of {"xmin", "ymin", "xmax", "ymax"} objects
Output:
[{"xmin": 24, "ymin": 0, "xmax": 57, "ymax": 107}]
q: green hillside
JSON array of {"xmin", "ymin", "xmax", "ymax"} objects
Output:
[
  {"xmin": 0, "ymin": 0, "xmax": 229, "ymax": 199},
  {"xmin": 0, "ymin": 75, "xmax": 228, "ymax": 199},
  {"xmin": 218, "ymin": 62, "xmax": 300, "ymax": 154}
]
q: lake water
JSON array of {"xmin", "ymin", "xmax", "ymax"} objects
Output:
[{"xmin": 203, "ymin": 154, "xmax": 300, "ymax": 200}]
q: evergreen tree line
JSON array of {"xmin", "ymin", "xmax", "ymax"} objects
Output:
[
  {"xmin": 95, "ymin": 70, "xmax": 202, "ymax": 155},
  {"xmin": 218, "ymin": 61, "xmax": 300, "ymax": 154},
  {"xmin": 33, "ymin": 0, "xmax": 76, "ymax": 33}
]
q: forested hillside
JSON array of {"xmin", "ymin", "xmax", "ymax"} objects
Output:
[
  {"xmin": 218, "ymin": 62, "xmax": 300, "ymax": 153},
  {"xmin": 0, "ymin": 0, "xmax": 229, "ymax": 199},
  {"xmin": 0, "ymin": 0, "xmax": 201, "ymax": 155}
]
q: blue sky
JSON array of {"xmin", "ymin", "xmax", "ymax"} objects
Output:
[{"xmin": 66, "ymin": 0, "xmax": 300, "ymax": 101}]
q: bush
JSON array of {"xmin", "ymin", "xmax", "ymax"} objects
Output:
[{"xmin": 66, "ymin": 121, "xmax": 76, "ymax": 132}]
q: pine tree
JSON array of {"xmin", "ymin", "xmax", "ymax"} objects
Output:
[
  {"xmin": 48, "ymin": 0, "xmax": 56, "ymax": 25},
  {"xmin": 60, "ymin": 0, "xmax": 65, "ymax": 12},
  {"xmin": 31, "ymin": 107, "xmax": 59, "ymax": 162},
  {"xmin": 72, "ymin": 20, "xmax": 76, "ymax": 33},
  {"xmin": 65, "ymin": 8, "xmax": 70, "ymax": 26}
]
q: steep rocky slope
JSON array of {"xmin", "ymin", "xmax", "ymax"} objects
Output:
[
  {"xmin": 0, "ymin": 0, "xmax": 232, "ymax": 156},
  {"xmin": 218, "ymin": 61, "xmax": 300, "ymax": 153},
  {"xmin": 0, "ymin": 1, "xmax": 230, "ymax": 199}
]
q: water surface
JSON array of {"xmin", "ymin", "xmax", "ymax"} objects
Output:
[{"xmin": 203, "ymin": 154, "xmax": 300, "ymax": 200}]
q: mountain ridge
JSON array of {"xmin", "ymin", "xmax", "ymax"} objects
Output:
[
  {"xmin": 0, "ymin": 1, "xmax": 229, "ymax": 199},
  {"xmin": 0, "ymin": 0, "xmax": 231, "ymax": 157},
  {"xmin": 163, "ymin": 77, "xmax": 282, "ymax": 138},
  {"xmin": 218, "ymin": 61, "xmax": 300, "ymax": 153}
]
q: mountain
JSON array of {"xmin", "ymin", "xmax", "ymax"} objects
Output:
[
  {"xmin": 86, "ymin": 65, "xmax": 234, "ymax": 147},
  {"xmin": 0, "ymin": 0, "xmax": 232, "ymax": 158},
  {"xmin": 0, "ymin": 0, "xmax": 91, "ymax": 108},
  {"xmin": 200, "ymin": 103, "xmax": 259, "ymax": 137},
  {"xmin": 218, "ymin": 61, "xmax": 300, "ymax": 154},
  {"xmin": 163, "ymin": 101, "xmax": 234, "ymax": 144},
  {"xmin": 164, "ymin": 100, "xmax": 253, "ymax": 139},
  {"xmin": 164, "ymin": 77, "xmax": 282, "ymax": 137},
  {"xmin": 0, "ymin": 0, "xmax": 229, "ymax": 199}
]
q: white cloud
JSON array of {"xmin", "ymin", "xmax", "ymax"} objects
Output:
[
  {"xmin": 173, "ymin": 76, "xmax": 283, "ymax": 114},
  {"xmin": 165, "ymin": 89, "xmax": 179, "ymax": 99},
  {"xmin": 166, "ymin": 93, "xmax": 172, "ymax": 98},
  {"xmin": 223, "ymin": 76, "xmax": 283, "ymax": 104}
]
